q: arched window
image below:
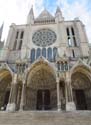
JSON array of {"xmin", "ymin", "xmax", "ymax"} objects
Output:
[
  {"xmin": 16, "ymin": 31, "xmax": 19, "ymax": 39},
  {"xmin": 36, "ymin": 48, "xmax": 41, "ymax": 59},
  {"xmin": 72, "ymin": 49, "xmax": 75, "ymax": 58},
  {"xmin": 66, "ymin": 28, "xmax": 70, "ymax": 36},
  {"xmin": 64, "ymin": 62, "xmax": 68, "ymax": 71},
  {"xmin": 71, "ymin": 27, "xmax": 75, "ymax": 35},
  {"xmin": 53, "ymin": 47, "xmax": 57, "ymax": 61},
  {"xmin": 18, "ymin": 40, "xmax": 22, "ymax": 50},
  {"xmin": 61, "ymin": 62, "xmax": 64, "ymax": 71},
  {"xmin": 71, "ymin": 27, "xmax": 77, "ymax": 47},
  {"xmin": 20, "ymin": 31, "xmax": 24, "ymax": 39},
  {"xmin": 42, "ymin": 48, "xmax": 46, "ymax": 58},
  {"xmin": 73, "ymin": 37, "xmax": 77, "ymax": 47},
  {"xmin": 57, "ymin": 61, "xmax": 60, "ymax": 71},
  {"xmin": 13, "ymin": 40, "xmax": 17, "ymax": 50},
  {"xmin": 68, "ymin": 37, "xmax": 72, "ymax": 47},
  {"xmin": 47, "ymin": 48, "xmax": 52, "ymax": 61},
  {"xmin": 31, "ymin": 48, "xmax": 35, "ymax": 62}
]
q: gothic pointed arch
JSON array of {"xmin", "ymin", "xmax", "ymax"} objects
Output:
[
  {"xmin": 25, "ymin": 59, "xmax": 57, "ymax": 110},
  {"xmin": 26, "ymin": 57, "xmax": 56, "ymax": 80},
  {"xmin": 0, "ymin": 68, "xmax": 12, "ymax": 110},
  {"xmin": 42, "ymin": 48, "xmax": 46, "ymax": 58},
  {"xmin": 36, "ymin": 48, "xmax": 41, "ymax": 59},
  {"xmin": 71, "ymin": 63, "xmax": 91, "ymax": 110},
  {"xmin": 70, "ymin": 59, "xmax": 91, "ymax": 78},
  {"xmin": 31, "ymin": 48, "xmax": 35, "ymax": 62},
  {"xmin": 53, "ymin": 47, "xmax": 57, "ymax": 61},
  {"xmin": 0, "ymin": 63, "xmax": 13, "ymax": 77},
  {"xmin": 47, "ymin": 47, "xmax": 52, "ymax": 61}
]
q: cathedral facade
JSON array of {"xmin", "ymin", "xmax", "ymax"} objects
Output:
[{"xmin": 0, "ymin": 7, "xmax": 91, "ymax": 112}]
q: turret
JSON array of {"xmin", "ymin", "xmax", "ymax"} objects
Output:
[
  {"xmin": 55, "ymin": 6, "xmax": 64, "ymax": 22},
  {"xmin": 0, "ymin": 23, "xmax": 4, "ymax": 41},
  {"xmin": 27, "ymin": 6, "xmax": 34, "ymax": 24}
]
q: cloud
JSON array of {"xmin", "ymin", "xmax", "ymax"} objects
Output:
[
  {"xmin": 0, "ymin": 0, "xmax": 44, "ymax": 41},
  {"xmin": 0, "ymin": 0, "xmax": 91, "ymax": 43},
  {"xmin": 57, "ymin": 0, "xmax": 91, "ymax": 42}
]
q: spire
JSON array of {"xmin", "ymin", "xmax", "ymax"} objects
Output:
[
  {"xmin": 55, "ymin": 6, "xmax": 64, "ymax": 22},
  {"xmin": 27, "ymin": 6, "xmax": 34, "ymax": 24},
  {"xmin": 56, "ymin": 6, "xmax": 62, "ymax": 14},
  {"xmin": 35, "ymin": 8, "xmax": 54, "ymax": 22},
  {"xmin": 29, "ymin": 5, "xmax": 33, "ymax": 16},
  {"xmin": 0, "ymin": 22, "xmax": 4, "ymax": 41}
]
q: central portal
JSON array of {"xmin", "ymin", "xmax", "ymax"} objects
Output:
[
  {"xmin": 26, "ymin": 62, "xmax": 57, "ymax": 110},
  {"xmin": 37, "ymin": 89, "xmax": 50, "ymax": 110}
]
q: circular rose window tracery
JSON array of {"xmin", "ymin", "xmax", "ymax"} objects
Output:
[{"xmin": 32, "ymin": 29, "xmax": 57, "ymax": 47}]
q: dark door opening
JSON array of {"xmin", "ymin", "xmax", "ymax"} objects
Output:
[
  {"xmin": 74, "ymin": 89, "xmax": 87, "ymax": 110},
  {"xmin": 3, "ymin": 90, "xmax": 10, "ymax": 110},
  {"xmin": 37, "ymin": 89, "xmax": 50, "ymax": 110}
]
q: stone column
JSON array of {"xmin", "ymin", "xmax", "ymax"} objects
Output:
[
  {"xmin": 56, "ymin": 78, "xmax": 61, "ymax": 111},
  {"xmin": 6, "ymin": 74, "xmax": 18, "ymax": 112},
  {"xmin": 16, "ymin": 85, "xmax": 22, "ymax": 110},
  {"xmin": 66, "ymin": 79, "xmax": 76, "ymax": 111},
  {"xmin": 19, "ymin": 80, "xmax": 26, "ymax": 111}
]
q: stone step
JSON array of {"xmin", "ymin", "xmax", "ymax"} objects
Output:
[{"xmin": 0, "ymin": 111, "xmax": 91, "ymax": 125}]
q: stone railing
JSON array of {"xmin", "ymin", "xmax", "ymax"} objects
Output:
[
  {"xmin": 0, "ymin": 49, "xmax": 9, "ymax": 61},
  {"xmin": 8, "ymin": 50, "xmax": 21, "ymax": 62},
  {"xmin": 0, "ymin": 49, "xmax": 21, "ymax": 62},
  {"xmin": 0, "ymin": 48, "xmax": 30, "ymax": 62}
]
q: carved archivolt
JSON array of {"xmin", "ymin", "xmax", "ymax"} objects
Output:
[
  {"xmin": 27, "ymin": 67, "xmax": 56, "ymax": 90},
  {"xmin": 71, "ymin": 72, "xmax": 91, "ymax": 89},
  {"xmin": 25, "ymin": 61, "xmax": 57, "ymax": 110}
]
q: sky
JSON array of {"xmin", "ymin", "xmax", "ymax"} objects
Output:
[{"xmin": 0, "ymin": 0, "xmax": 91, "ymax": 43}]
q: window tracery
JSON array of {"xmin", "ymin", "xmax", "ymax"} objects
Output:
[
  {"xmin": 31, "ymin": 48, "xmax": 35, "ymax": 62},
  {"xmin": 47, "ymin": 48, "xmax": 52, "ymax": 61},
  {"xmin": 42, "ymin": 48, "xmax": 46, "ymax": 58},
  {"xmin": 31, "ymin": 47, "xmax": 58, "ymax": 62},
  {"xmin": 32, "ymin": 29, "xmax": 57, "ymax": 47},
  {"xmin": 36, "ymin": 48, "xmax": 41, "ymax": 59},
  {"xmin": 53, "ymin": 47, "xmax": 57, "ymax": 61}
]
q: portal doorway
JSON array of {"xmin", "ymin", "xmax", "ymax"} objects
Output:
[
  {"xmin": 3, "ymin": 90, "xmax": 10, "ymax": 110},
  {"xmin": 37, "ymin": 89, "xmax": 51, "ymax": 110},
  {"xmin": 73, "ymin": 89, "xmax": 87, "ymax": 110},
  {"xmin": 0, "ymin": 69, "xmax": 12, "ymax": 110},
  {"xmin": 26, "ymin": 62, "xmax": 57, "ymax": 110},
  {"xmin": 71, "ymin": 71, "xmax": 91, "ymax": 110}
]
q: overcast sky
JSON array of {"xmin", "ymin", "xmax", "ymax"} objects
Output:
[{"xmin": 0, "ymin": 0, "xmax": 91, "ymax": 42}]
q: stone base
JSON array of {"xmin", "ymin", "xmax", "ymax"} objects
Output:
[
  {"xmin": 6, "ymin": 103, "xmax": 16, "ymax": 112},
  {"xmin": 57, "ymin": 108, "xmax": 61, "ymax": 111},
  {"xmin": 57, "ymin": 104, "xmax": 61, "ymax": 111},
  {"xmin": 66, "ymin": 102, "xmax": 76, "ymax": 111},
  {"xmin": 19, "ymin": 107, "xmax": 24, "ymax": 112},
  {"xmin": 0, "ymin": 111, "xmax": 91, "ymax": 125}
]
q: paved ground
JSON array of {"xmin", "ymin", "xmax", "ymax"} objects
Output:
[{"xmin": 0, "ymin": 111, "xmax": 91, "ymax": 125}]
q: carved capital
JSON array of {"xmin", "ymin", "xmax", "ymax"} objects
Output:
[
  {"xmin": 12, "ymin": 74, "xmax": 17, "ymax": 84},
  {"xmin": 65, "ymin": 78, "xmax": 71, "ymax": 84},
  {"xmin": 56, "ymin": 77, "xmax": 59, "ymax": 83}
]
